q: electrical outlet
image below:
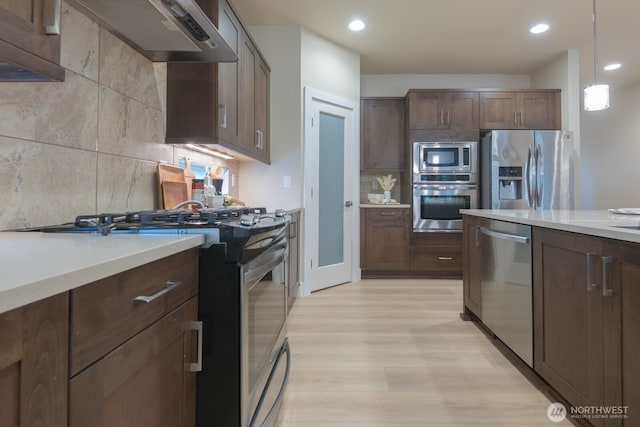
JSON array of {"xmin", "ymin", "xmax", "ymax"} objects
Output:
[{"xmin": 283, "ymin": 176, "xmax": 292, "ymax": 188}]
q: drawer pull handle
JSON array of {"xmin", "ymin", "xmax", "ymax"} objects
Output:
[
  {"xmin": 586, "ymin": 253, "xmax": 597, "ymax": 291},
  {"xmin": 602, "ymin": 256, "xmax": 614, "ymax": 297},
  {"xmin": 190, "ymin": 321, "xmax": 203, "ymax": 372},
  {"xmin": 438, "ymin": 256, "xmax": 453, "ymax": 261},
  {"xmin": 134, "ymin": 280, "xmax": 182, "ymax": 303}
]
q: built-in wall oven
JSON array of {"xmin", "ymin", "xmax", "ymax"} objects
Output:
[
  {"xmin": 413, "ymin": 183, "xmax": 477, "ymax": 231},
  {"xmin": 412, "ymin": 141, "xmax": 479, "ymax": 232}
]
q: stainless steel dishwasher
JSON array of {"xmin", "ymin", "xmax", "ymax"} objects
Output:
[{"xmin": 478, "ymin": 218, "xmax": 533, "ymax": 367}]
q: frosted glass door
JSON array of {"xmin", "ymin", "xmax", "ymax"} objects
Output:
[{"xmin": 318, "ymin": 112, "xmax": 345, "ymax": 267}]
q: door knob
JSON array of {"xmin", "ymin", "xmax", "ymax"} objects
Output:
[{"xmin": 344, "ymin": 201, "xmax": 353, "ymax": 207}]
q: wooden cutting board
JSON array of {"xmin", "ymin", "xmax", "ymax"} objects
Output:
[
  {"xmin": 162, "ymin": 181, "xmax": 188, "ymax": 209},
  {"xmin": 157, "ymin": 164, "xmax": 185, "ymax": 209}
]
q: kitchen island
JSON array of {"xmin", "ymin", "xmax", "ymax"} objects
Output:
[
  {"xmin": 461, "ymin": 209, "xmax": 640, "ymax": 243},
  {"xmin": 462, "ymin": 209, "xmax": 640, "ymax": 426}
]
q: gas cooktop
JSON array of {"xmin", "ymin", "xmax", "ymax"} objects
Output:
[{"xmin": 29, "ymin": 207, "xmax": 262, "ymax": 234}]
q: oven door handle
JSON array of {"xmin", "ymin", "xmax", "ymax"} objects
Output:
[
  {"xmin": 243, "ymin": 242, "xmax": 288, "ymax": 284},
  {"xmin": 249, "ymin": 339, "xmax": 291, "ymax": 427}
]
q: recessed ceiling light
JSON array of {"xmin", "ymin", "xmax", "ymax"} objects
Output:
[
  {"xmin": 530, "ymin": 23, "xmax": 550, "ymax": 34},
  {"xmin": 604, "ymin": 63, "xmax": 621, "ymax": 71},
  {"xmin": 348, "ymin": 19, "xmax": 365, "ymax": 32}
]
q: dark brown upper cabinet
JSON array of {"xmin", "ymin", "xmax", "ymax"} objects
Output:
[
  {"xmin": 361, "ymin": 97, "xmax": 405, "ymax": 170},
  {"xmin": 407, "ymin": 90, "xmax": 479, "ymax": 130},
  {"xmin": 0, "ymin": 0, "xmax": 65, "ymax": 81},
  {"xmin": 479, "ymin": 90, "xmax": 560, "ymax": 130},
  {"xmin": 166, "ymin": 0, "xmax": 270, "ymax": 164}
]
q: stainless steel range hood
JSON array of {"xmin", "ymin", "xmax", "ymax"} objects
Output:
[{"xmin": 70, "ymin": 0, "xmax": 238, "ymax": 62}]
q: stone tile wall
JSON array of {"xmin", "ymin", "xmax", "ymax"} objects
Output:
[{"xmin": 0, "ymin": 2, "xmax": 239, "ymax": 230}]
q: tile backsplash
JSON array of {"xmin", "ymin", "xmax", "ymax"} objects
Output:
[
  {"xmin": 0, "ymin": 2, "xmax": 238, "ymax": 230},
  {"xmin": 360, "ymin": 172, "xmax": 403, "ymax": 204}
]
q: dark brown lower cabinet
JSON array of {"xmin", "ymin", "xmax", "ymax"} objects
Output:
[
  {"xmin": 360, "ymin": 208, "xmax": 462, "ymax": 277},
  {"xmin": 0, "ymin": 293, "xmax": 68, "ymax": 427},
  {"xmin": 69, "ymin": 298, "xmax": 198, "ymax": 427},
  {"xmin": 69, "ymin": 248, "xmax": 199, "ymax": 427},
  {"xmin": 410, "ymin": 231, "xmax": 462, "ymax": 277},
  {"xmin": 534, "ymin": 229, "xmax": 606, "ymax": 425},
  {"xmin": 603, "ymin": 240, "xmax": 640, "ymax": 427},
  {"xmin": 361, "ymin": 208, "xmax": 410, "ymax": 273},
  {"xmin": 462, "ymin": 215, "xmax": 482, "ymax": 318},
  {"xmin": 534, "ymin": 228, "xmax": 639, "ymax": 427}
]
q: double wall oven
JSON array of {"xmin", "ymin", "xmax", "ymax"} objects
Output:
[{"xmin": 412, "ymin": 141, "xmax": 478, "ymax": 232}]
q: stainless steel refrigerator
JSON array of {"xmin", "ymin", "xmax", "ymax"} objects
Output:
[{"xmin": 481, "ymin": 130, "xmax": 574, "ymax": 210}]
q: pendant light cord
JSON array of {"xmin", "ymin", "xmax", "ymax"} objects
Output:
[{"xmin": 592, "ymin": 0, "xmax": 599, "ymax": 84}]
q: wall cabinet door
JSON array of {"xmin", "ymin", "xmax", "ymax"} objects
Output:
[
  {"xmin": 361, "ymin": 208, "xmax": 410, "ymax": 271},
  {"xmin": 240, "ymin": 40, "xmax": 270, "ymax": 164},
  {"xmin": 239, "ymin": 36, "xmax": 257, "ymax": 155},
  {"xmin": 254, "ymin": 56, "xmax": 270, "ymax": 163},
  {"xmin": 217, "ymin": 0, "xmax": 242, "ymax": 146},
  {"xmin": 518, "ymin": 91, "xmax": 559, "ymax": 129},
  {"xmin": 361, "ymin": 98, "xmax": 405, "ymax": 170},
  {"xmin": 0, "ymin": 0, "xmax": 65, "ymax": 81},
  {"xmin": 462, "ymin": 215, "xmax": 482, "ymax": 318},
  {"xmin": 408, "ymin": 92, "xmax": 442, "ymax": 129},
  {"xmin": 479, "ymin": 91, "xmax": 560, "ymax": 130},
  {"xmin": 69, "ymin": 298, "xmax": 199, "ymax": 427},
  {"xmin": 533, "ymin": 228, "xmax": 609, "ymax": 426},
  {"xmin": 0, "ymin": 293, "xmax": 68, "ymax": 427},
  {"xmin": 407, "ymin": 91, "xmax": 478, "ymax": 130}
]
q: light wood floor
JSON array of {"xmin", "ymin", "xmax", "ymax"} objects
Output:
[{"xmin": 276, "ymin": 279, "xmax": 571, "ymax": 426}]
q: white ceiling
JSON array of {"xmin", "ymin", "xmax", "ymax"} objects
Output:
[{"xmin": 231, "ymin": 0, "xmax": 640, "ymax": 90}]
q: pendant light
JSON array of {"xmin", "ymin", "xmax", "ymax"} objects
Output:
[{"xmin": 584, "ymin": 0, "xmax": 610, "ymax": 111}]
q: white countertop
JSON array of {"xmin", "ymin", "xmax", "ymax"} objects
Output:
[
  {"xmin": 461, "ymin": 209, "xmax": 640, "ymax": 244},
  {"xmin": 0, "ymin": 232, "xmax": 204, "ymax": 315}
]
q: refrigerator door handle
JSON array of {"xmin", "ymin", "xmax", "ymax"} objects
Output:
[
  {"xmin": 535, "ymin": 145, "xmax": 543, "ymax": 208},
  {"xmin": 525, "ymin": 146, "xmax": 534, "ymax": 208}
]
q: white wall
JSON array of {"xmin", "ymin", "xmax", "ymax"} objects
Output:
[
  {"xmin": 361, "ymin": 74, "xmax": 531, "ymax": 97},
  {"xmin": 300, "ymin": 30, "xmax": 361, "ymax": 102},
  {"xmin": 580, "ymin": 81, "xmax": 640, "ymax": 209}
]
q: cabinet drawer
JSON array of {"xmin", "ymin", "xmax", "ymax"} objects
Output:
[
  {"xmin": 366, "ymin": 208, "xmax": 409, "ymax": 224},
  {"xmin": 70, "ymin": 249, "xmax": 198, "ymax": 376},
  {"xmin": 411, "ymin": 247, "xmax": 462, "ymax": 272}
]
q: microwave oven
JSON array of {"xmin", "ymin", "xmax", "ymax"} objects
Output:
[{"xmin": 412, "ymin": 141, "xmax": 478, "ymax": 179}]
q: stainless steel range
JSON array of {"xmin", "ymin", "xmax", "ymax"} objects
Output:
[{"xmin": 29, "ymin": 207, "xmax": 291, "ymax": 427}]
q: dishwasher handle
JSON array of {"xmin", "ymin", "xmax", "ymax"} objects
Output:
[{"xmin": 479, "ymin": 227, "xmax": 530, "ymax": 245}]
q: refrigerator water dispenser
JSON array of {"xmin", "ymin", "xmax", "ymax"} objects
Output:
[{"xmin": 498, "ymin": 166, "xmax": 522, "ymax": 201}]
